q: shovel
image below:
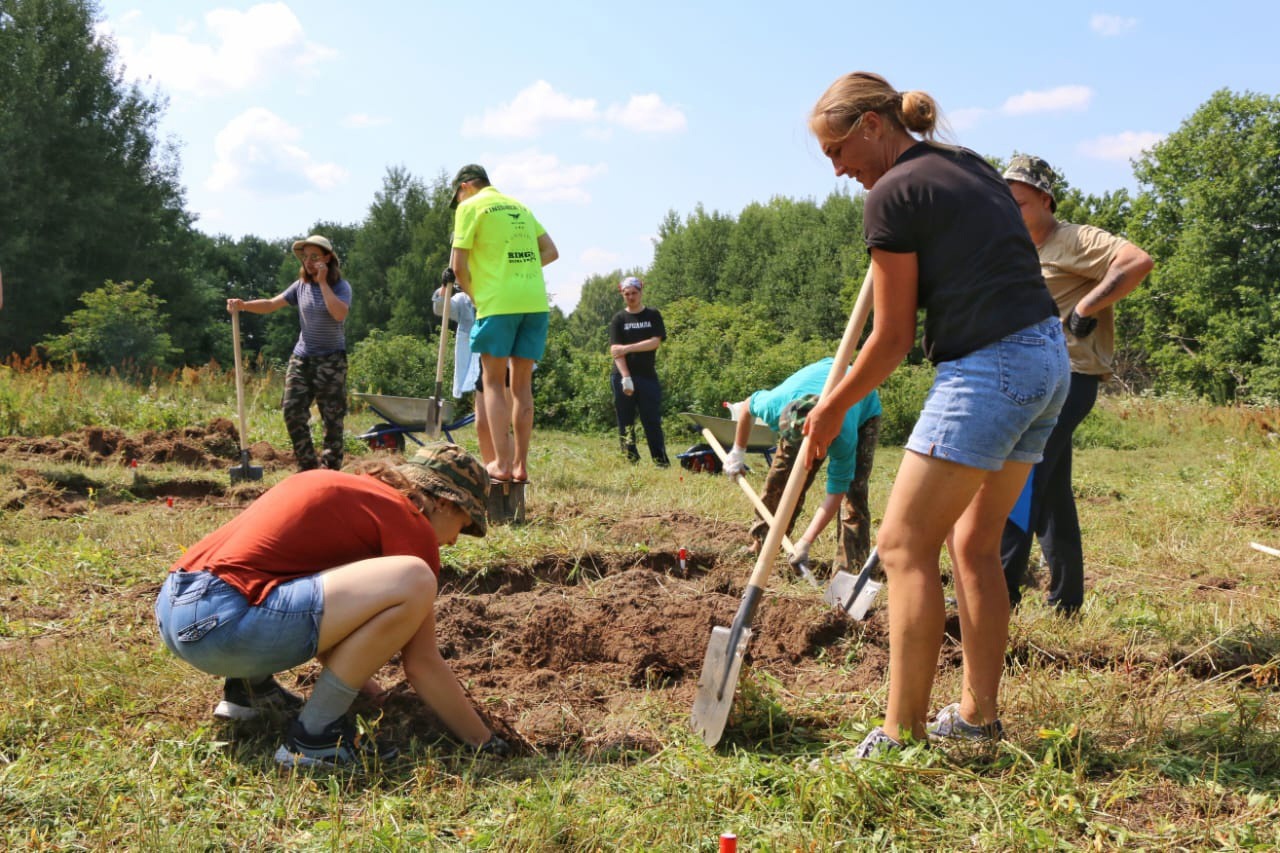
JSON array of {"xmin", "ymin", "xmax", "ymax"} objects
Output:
[
  {"xmin": 700, "ymin": 428, "xmax": 820, "ymax": 589},
  {"xmin": 691, "ymin": 266, "xmax": 875, "ymax": 747},
  {"xmin": 823, "ymin": 548, "xmax": 882, "ymax": 620},
  {"xmin": 424, "ymin": 269, "xmax": 456, "ymax": 437},
  {"xmin": 229, "ymin": 310, "xmax": 263, "ymax": 484}
]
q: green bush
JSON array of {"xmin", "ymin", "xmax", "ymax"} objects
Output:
[{"xmin": 347, "ymin": 330, "xmax": 440, "ymax": 398}]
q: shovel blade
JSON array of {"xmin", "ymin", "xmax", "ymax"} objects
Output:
[
  {"xmin": 824, "ymin": 549, "xmax": 882, "ymax": 620},
  {"xmin": 229, "ymin": 451, "xmax": 263, "ymax": 484},
  {"xmin": 421, "ymin": 399, "xmax": 455, "ymax": 438},
  {"xmin": 690, "ymin": 624, "xmax": 752, "ymax": 747}
]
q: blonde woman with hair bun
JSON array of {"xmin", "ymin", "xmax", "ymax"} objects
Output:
[{"xmin": 803, "ymin": 71, "xmax": 1071, "ymax": 760}]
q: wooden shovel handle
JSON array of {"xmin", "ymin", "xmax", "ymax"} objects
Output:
[
  {"xmin": 435, "ymin": 282, "xmax": 453, "ymax": 390},
  {"xmin": 231, "ymin": 310, "xmax": 249, "ymax": 453},
  {"xmin": 701, "ymin": 428, "xmax": 798, "ymax": 557},
  {"xmin": 742, "ymin": 265, "xmax": 875, "ymax": 593}
]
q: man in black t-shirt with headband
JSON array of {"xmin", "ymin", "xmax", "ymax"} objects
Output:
[{"xmin": 608, "ymin": 276, "xmax": 669, "ymax": 467}]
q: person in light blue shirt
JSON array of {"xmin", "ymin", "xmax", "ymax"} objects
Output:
[{"xmin": 725, "ymin": 358, "xmax": 882, "ymax": 575}]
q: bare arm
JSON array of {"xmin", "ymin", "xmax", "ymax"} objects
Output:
[
  {"xmin": 732, "ymin": 399, "xmax": 754, "ymax": 448},
  {"xmin": 612, "ymin": 355, "xmax": 631, "ymax": 378},
  {"xmin": 610, "ymin": 335, "xmax": 662, "ymax": 358},
  {"xmin": 538, "ymin": 233, "xmax": 559, "ymax": 266},
  {"xmin": 1074, "ymin": 242, "xmax": 1154, "ymax": 317},
  {"xmin": 317, "ymin": 280, "xmax": 349, "ymax": 322},
  {"xmin": 450, "ymin": 248, "xmax": 473, "ymax": 298},
  {"xmin": 400, "ymin": 605, "xmax": 492, "ymax": 746},
  {"xmin": 798, "ymin": 491, "xmax": 844, "ymax": 544},
  {"xmin": 227, "ymin": 295, "xmax": 288, "ymax": 315},
  {"xmin": 803, "ymin": 249, "xmax": 917, "ymax": 469}
]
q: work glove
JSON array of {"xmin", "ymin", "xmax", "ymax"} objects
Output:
[
  {"xmin": 621, "ymin": 376, "xmax": 635, "ymax": 395},
  {"xmin": 788, "ymin": 538, "xmax": 812, "ymax": 568},
  {"xmin": 476, "ymin": 735, "xmax": 510, "ymax": 757},
  {"xmin": 723, "ymin": 445, "xmax": 748, "ymax": 479},
  {"xmin": 441, "ymin": 267, "xmax": 456, "ymax": 287},
  {"xmin": 1065, "ymin": 307, "xmax": 1097, "ymax": 338}
]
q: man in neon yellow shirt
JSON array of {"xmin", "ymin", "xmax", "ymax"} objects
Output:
[{"xmin": 449, "ymin": 164, "xmax": 559, "ymax": 483}]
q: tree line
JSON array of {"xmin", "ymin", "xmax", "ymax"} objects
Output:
[{"xmin": 3, "ymin": 0, "xmax": 1279, "ymax": 438}]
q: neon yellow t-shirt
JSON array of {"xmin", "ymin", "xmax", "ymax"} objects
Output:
[{"xmin": 452, "ymin": 187, "xmax": 549, "ymax": 317}]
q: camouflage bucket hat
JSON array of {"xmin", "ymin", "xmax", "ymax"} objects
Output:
[
  {"xmin": 396, "ymin": 443, "xmax": 490, "ymax": 537},
  {"xmin": 1002, "ymin": 154, "xmax": 1058, "ymax": 212},
  {"xmin": 779, "ymin": 394, "xmax": 820, "ymax": 445}
]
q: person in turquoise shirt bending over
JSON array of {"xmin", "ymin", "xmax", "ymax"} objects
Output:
[
  {"xmin": 725, "ymin": 358, "xmax": 882, "ymax": 576},
  {"xmin": 448, "ymin": 164, "xmax": 559, "ymax": 485}
]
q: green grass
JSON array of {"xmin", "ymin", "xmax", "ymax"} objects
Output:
[{"xmin": 2, "ymin": 373, "xmax": 1280, "ymax": 849}]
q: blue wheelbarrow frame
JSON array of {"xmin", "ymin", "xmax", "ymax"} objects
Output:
[{"xmin": 353, "ymin": 392, "xmax": 474, "ymax": 452}]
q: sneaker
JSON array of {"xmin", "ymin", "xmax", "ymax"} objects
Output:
[
  {"xmin": 213, "ymin": 676, "xmax": 304, "ymax": 721},
  {"xmin": 853, "ymin": 726, "xmax": 903, "ymax": 759},
  {"xmin": 273, "ymin": 717, "xmax": 399, "ymax": 768},
  {"xmin": 928, "ymin": 703, "xmax": 1003, "ymax": 743}
]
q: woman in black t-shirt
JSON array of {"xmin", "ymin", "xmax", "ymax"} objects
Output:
[{"xmin": 803, "ymin": 71, "xmax": 1070, "ymax": 759}]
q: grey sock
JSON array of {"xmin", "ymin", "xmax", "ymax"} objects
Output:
[{"xmin": 297, "ymin": 669, "xmax": 359, "ymax": 736}]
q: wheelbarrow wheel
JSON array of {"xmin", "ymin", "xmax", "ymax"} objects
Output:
[{"xmin": 367, "ymin": 423, "xmax": 405, "ymax": 453}]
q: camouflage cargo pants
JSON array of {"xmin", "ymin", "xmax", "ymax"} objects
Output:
[
  {"xmin": 750, "ymin": 415, "xmax": 880, "ymax": 574},
  {"xmin": 282, "ymin": 351, "xmax": 347, "ymax": 471}
]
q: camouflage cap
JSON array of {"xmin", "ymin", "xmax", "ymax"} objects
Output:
[
  {"xmin": 396, "ymin": 442, "xmax": 490, "ymax": 537},
  {"xmin": 778, "ymin": 394, "xmax": 820, "ymax": 445},
  {"xmin": 1002, "ymin": 154, "xmax": 1058, "ymax": 212}
]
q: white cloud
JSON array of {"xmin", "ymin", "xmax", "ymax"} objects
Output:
[
  {"xmin": 604, "ymin": 94, "xmax": 687, "ymax": 133},
  {"xmin": 104, "ymin": 3, "xmax": 334, "ymax": 96},
  {"xmin": 206, "ymin": 108, "xmax": 347, "ymax": 195},
  {"xmin": 462, "ymin": 81, "xmax": 597, "ymax": 139},
  {"xmin": 485, "ymin": 150, "xmax": 607, "ymax": 205},
  {"xmin": 946, "ymin": 107, "xmax": 989, "ymax": 132},
  {"xmin": 462, "ymin": 82, "xmax": 688, "ymax": 139},
  {"xmin": 1077, "ymin": 130, "xmax": 1164, "ymax": 160},
  {"xmin": 1001, "ymin": 85, "xmax": 1093, "ymax": 115},
  {"xmin": 1090, "ymin": 13, "xmax": 1138, "ymax": 37},
  {"xmin": 343, "ymin": 113, "xmax": 391, "ymax": 129},
  {"xmin": 580, "ymin": 247, "xmax": 622, "ymax": 268}
]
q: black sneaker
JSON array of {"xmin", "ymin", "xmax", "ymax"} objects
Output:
[
  {"xmin": 213, "ymin": 676, "xmax": 304, "ymax": 721},
  {"xmin": 274, "ymin": 717, "xmax": 399, "ymax": 768}
]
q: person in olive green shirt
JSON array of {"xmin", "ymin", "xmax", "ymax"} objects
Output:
[
  {"xmin": 448, "ymin": 164, "xmax": 559, "ymax": 484},
  {"xmin": 1000, "ymin": 154, "xmax": 1153, "ymax": 615}
]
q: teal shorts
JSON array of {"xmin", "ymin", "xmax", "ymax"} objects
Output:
[{"xmin": 470, "ymin": 312, "xmax": 549, "ymax": 361}]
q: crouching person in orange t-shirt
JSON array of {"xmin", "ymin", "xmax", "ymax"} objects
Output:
[{"xmin": 155, "ymin": 443, "xmax": 508, "ymax": 767}]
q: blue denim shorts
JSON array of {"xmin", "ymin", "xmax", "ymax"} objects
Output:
[
  {"xmin": 906, "ymin": 317, "xmax": 1070, "ymax": 471},
  {"xmin": 470, "ymin": 311, "xmax": 549, "ymax": 361},
  {"xmin": 154, "ymin": 570, "xmax": 323, "ymax": 679}
]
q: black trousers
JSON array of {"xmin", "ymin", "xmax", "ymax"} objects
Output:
[
  {"xmin": 1001, "ymin": 372, "xmax": 1100, "ymax": 613},
  {"xmin": 611, "ymin": 373, "xmax": 667, "ymax": 464}
]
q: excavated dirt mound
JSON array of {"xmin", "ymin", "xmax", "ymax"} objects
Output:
[
  {"xmin": 361, "ymin": 558, "xmax": 895, "ymax": 755},
  {"xmin": 0, "ymin": 420, "xmax": 291, "ymax": 470}
]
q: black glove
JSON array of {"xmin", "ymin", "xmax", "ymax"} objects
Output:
[
  {"xmin": 441, "ymin": 267, "xmax": 456, "ymax": 287},
  {"xmin": 477, "ymin": 735, "xmax": 510, "ymax": 757},
  {"xmin": 1066, "ymin": 308, "xmax": 1097, "ymax": 338}
]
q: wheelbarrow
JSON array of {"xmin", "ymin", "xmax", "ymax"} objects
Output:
[
  {"xmin": 677, "ymin": 411, "xmax": 777, "ymax": 473},
  {"xmin": 353, "ymin": 392, "xmax": 475, "ymax": 453}
]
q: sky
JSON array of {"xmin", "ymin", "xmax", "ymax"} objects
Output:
[{"xmin": 94, "ymin": 0, "xmax": 1280, "ymax": 313}]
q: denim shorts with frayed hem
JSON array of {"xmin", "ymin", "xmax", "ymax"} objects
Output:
[
  {"xmin": 154, "ymin": 570, "xmax": 322, "ymax": 679},
  {"xmin": 906, "ymin": 317, "xmax": 1070, "ymax": 471}
]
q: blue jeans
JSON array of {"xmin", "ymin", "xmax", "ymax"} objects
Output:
[
  {"xmin": 1001, "ymin": 372, "xmax": 1100, "ymax": 613},
  {"xmin": 154, "ymin": 570, "xmax": 323, "ymax": 680},
  {"xmin": 906, "ymin": 317, "xmax": 1070, "ymax": 471}
]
